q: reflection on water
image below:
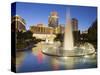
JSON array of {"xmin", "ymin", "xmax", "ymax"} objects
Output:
[
  {"xmin": 16, "ymin": 44, "xmax": 97, "ymax": 72},
  {"xmin": 16, "ymin": 51, "xmax": 26, "ymax": 68},
  {"xmin": 37, "ymin": 49, "xmax": 43, "ymax": 63},
  {"xmin": 60, "ymin": 57, "xmax": 75, "ymax": 69},
  {"xmin": 50, "ymin": 57, "xmax": 60, "ymax": 70}
]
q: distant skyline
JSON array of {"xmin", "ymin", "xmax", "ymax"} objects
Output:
[{"xmin": 12, "ymin": 2, "xmax": 97, "ymax": 31}]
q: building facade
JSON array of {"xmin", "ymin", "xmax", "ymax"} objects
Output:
[
  {"xmin": 30, "ymin": 24, "xmax": 56, "ymax": 44},
  {"xmin": 72, "ymin": 18, "xmax": 78, "ymax": 31},
  {"xmin": 30, "ymin": 24, "xmax": 54, "ymax": 34},
  {"xmin": 71, "ymin": 18, "xmax": 80, "ymax": 45},
  {"xmin": 48, "ymin": 11, "xmax": 59, "ymax": 28},
  {"xmin": 11, "ymin": 15, "xmax": 26, "ymax": 32},
  {"xmin": 54, "ymin": 25, "xmax": 65, "ymax": 34}
]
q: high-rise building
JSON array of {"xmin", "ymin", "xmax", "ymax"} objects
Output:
[
  {"xmin": 48, "ymin": 11, "xmax": 59, "ymax": 28},
  {"xmin": 72, "ymin": 18, "xmax": 78, "ymax": 31},
  {"xmin": 72, "ymin": 18, "xmax": 80, "ymax": 45},
  {"xmin": 11, "ymin": 15, "xmax": 26, "ymax": 32}
]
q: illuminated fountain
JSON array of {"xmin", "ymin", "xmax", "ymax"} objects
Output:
[
  {"xmin": 42, "ymin": 9, "xmax": 96, "ymax": 57},
  {"xmin": 63, "ymin": 9, "xmax": 74, "ymax": 50}
]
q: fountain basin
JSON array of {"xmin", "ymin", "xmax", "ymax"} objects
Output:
[{"xmin": 42, "ymin": 43, "xmax": 96, "ymax": 57}]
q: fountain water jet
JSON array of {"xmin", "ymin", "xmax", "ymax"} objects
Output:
[
  {"xmin": 63, "ymin": 9, "xmax": 74, "ymax": 50},
  {"xmin": 42, "ymin": 8, "xmax": 96, "ymax": 57}
]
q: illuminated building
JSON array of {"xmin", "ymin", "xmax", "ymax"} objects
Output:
[
  {"xmin": 72, "ymin": 18, "xmax": 78, "ymax": 31},
  {"xmin": 30, "ymin": 24, "xmax": 56, "ymax": 44},
  {"xmin": 11, "ymin": 15, "xmax": 26, "ymax": 32},
  {"xmin": 30, "ymin": 24, "xmax": 54, "ymax": 34},
  {"xmin": 48, "ymin": 11, "xmax": 59, "ymax": 28},
  {"xmin": 72, "ymin": 18, "xmax": 80, "ymax": 45},
  {"xmin": 54, "ymin": 25, "xmax": 65, "ymax": 34}
]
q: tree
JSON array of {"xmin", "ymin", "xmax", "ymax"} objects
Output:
[
  {"xmin": 88, "ymin": 19, "xmax": 97, "ymax": 49},
  {"xmin": 88, "ymin": 19, "xmax": 97, "ymax": 42},
  {"xmin": 54, "ymin": 33, "xmax": 64, "ymax": 43},
  {"xmin": 23, "ymin": 30, "xmax": 33, "ymax": 40}
]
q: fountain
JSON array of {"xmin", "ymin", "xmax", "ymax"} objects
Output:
[
  {"xmin": 42, "ymin": 9, "xmax": 96, "ymax": 57},
  {"xmin": 63, "ymin": 9, "xmax": 74, "ymax": 50}
]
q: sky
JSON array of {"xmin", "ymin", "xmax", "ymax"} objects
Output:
[{"xmin": 11, "ymin": 2, "xmax": 97, "ymax": 31}]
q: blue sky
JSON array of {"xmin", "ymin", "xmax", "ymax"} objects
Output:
[{"xmin": 12, "ymin": 2, "xmax": 97, "ymax": 31}]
